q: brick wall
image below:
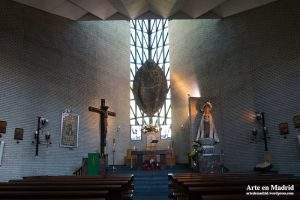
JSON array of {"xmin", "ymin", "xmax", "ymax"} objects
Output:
[
  {"xmin": 0, "ymin": 0, "xmax": 130, "ymax": 181},
  {"xmin": 170, "ymin": 0, "xmax": 300, "ymax": 174}
]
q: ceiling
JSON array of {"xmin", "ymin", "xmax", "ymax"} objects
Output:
[{"xmin": 12, "ymin": 0, "xmax": 279, "ymax": 20}]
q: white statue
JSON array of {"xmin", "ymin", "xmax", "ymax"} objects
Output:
[{"xmin": 196, "ymin": 101, "xmax": 219, "ymax": 143}]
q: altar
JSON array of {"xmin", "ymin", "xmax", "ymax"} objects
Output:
[{"xmin": 126, "ymin": 149, "xmax": 175, "ymax": 169}]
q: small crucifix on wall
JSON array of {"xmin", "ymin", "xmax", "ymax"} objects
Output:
[{"xmin": 89, "ymin": 99, "xmax": 116, "ymax": 156}]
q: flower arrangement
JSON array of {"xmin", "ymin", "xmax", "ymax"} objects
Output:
[{"xmin": 142, "ymin": 124, "xmax": 159, "ymax": 134}]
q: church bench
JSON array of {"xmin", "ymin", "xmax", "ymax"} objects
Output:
[
  {"xmin": 200, "ymin": 194, "xmax": 299, "ymax": 200},
  {"xmin": 169, "ymin": 173, "xmax": 300, "ymax": 200},
  {"xmin": 0, "ymin": 185, "xmax": 123, "ymax": 200},
  {"xmin": 171, "ymin": 176, "xmax": 300, "ymax": 189},
  {"xmin": 172, "ymin": 178, "xmax": 300, "ymax": 183},
  {"xmin": 0, "ymin": 184, "xmax": 123, "ymax": 191},
  {"xmin": 172, "ymin": 175, "xmax": 297, "ymax": 184},
  {"xmin": 1, "ymin": 182, "xmax": 132, "ymax": 200},
  {"xmin": 1, "ymin": 180, "xmax": 134, "ymax": 197},
  {"xmin": 169, "ymin": 174, "xmax": 293, "ymax": 181},
  {"xmin": 7, "ymin": 199, "xmax": 106, "ymax": 200},
  {"xmin": 22, "ymin": 175, "xmax": 133, "ymax": 180},
  {"xmin": 13, "ymin": 179, "xmax": 134, "ymax": 192},
  {"xmin": 200, "ymin": 194, "xmax": 250, "ymax": 200},
  {"xmin": 3, "ymin": 180, "xmax": 130, "ymax": 187},
  {"xmin": 169, "ymin": 172, "xmax": 292, "ymax": 176},
  {"xmin": 0, "ymin": 190, "xmax": 110, "ymax": 199},
  {"xmin": 18, "ymin": 175, "xmax": 134, "ymax": 188},
  {"xmin": 19, "ymin": 176, "xmax": 133, "ymax": 184},
  {"xmin": 188, "ymin": 185, "xmax": 299, "ymax": 200},
  {"xmin": 1, "ymin": 175, "xmax": 134, "ymax": 200},
  {"xmin": 181, "ymin": 179, "xmax": 300, "ymax": 188},
  {"xmin": 177, "ymin": 185, "xmax": 244, "ymax": 200}
]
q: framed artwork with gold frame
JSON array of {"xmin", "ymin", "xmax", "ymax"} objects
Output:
[
  {"xmin": 60, "ymin": 111, "xmax": 79, "ymax": 148},
  {"xmin": 293, "ymin": 115, "xmax": 300, "ymax": 128}
]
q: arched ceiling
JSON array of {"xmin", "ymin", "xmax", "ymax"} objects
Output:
[{"xmin": 12, "ymin": 0, "xmax": 279, "ymax": 20}]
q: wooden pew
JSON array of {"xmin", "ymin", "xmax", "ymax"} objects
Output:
[
  {"xmin": 6, "ymin": 199, "xmax": 106, "ymax": 200},
  {"xmin": 169, "ymin": 173, "xmax": 300, "ymax": 200},
  {"xmin": 22, "ymin": 175, "xmax": 133, "ymax": 180},
  {"xmin": 0, "ymin": 174, "xmax": 134, "ymax": 200},
  {"xmin": 0, "ymin": 190, "xmax": 110, "ymax": 199}
]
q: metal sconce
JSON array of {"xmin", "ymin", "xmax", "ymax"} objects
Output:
[
  {"xmin": 250, "ymin": 128, "xmax": 258, "ymax": 143},
  {"xmin": 32, "ymin": 116, "xmax": 51, "ymax": 156},
  {"xmin": 252, "ymin": 112, "xmax": 270, "ymax": 151},
  {"xmin": 255, "ymin": 112, "xmax": 263, "ymax": 120},
  {"xmin": 45, "ymin": 131, "xmax": 51, "ymax": 147}
]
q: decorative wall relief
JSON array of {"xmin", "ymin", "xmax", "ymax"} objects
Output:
[
  {"xmin": 279, "ymin": 122, "xmax": 289, "ymax": 138},
  {"xmin": 293, "ymin": 115, "xmax": 300, "ymax": 128},
  {"xmin": 60, "ymin": 110, "xmax": 79, "ymax": 148},
  {"xmin": 132, "ymin": 59, "xmax": 168, "ymax": 117},
  {"xmin": 0, "ymin": 141, "xmax": 4, "ymax": 166},
  {"xmin": 14, "ymin": 128, "xmax": 24, "ymax": 143},
  {"xmin": 0, "ymin": 121, "xmax": 7, "ymax": 138}
]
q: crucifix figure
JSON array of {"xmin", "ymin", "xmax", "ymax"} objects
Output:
[{"xmin": 89, "ymin": 99, "xmax": 116, "ymax": 156}]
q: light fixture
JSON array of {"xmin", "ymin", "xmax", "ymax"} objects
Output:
[{"xmin": 255, "ymin": 112, "xmax": 263, "ymax": 121}]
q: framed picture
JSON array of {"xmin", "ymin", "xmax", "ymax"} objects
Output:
[
  {"xmin": 60, "ymin": 111, "xmax": 79, "ymax": 148},
  {"xmin": 293, "ymin": 115, "xmax": 300, "ymax": 128},
  {"xmin": 0, "ymin": 121, "xmax": 7, "ymax": 135},
  {"xmin": 14, "ymin": 128, "xmax": 24, "ymax": 141},
  {"xmin": 279, "ymin": 122, "xmax": 289, "ymax": 135},
  {"xmin": 131, "ymin": 125, "xmax": 141, "ymax": 140}
]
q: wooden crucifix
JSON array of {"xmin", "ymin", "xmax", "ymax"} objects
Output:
[{"xmin": 89, "ymin": 99, "xmax": 116, "ymax": 156}]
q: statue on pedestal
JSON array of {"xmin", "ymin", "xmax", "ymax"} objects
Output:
[
  {"xmin": 196, "ymin": 101, "xmax": 219, "ymax": 143},
  {"xmin": 190, "ymin": 101, "xmax": 224, "ymax": 173}
]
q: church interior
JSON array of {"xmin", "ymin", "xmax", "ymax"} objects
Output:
[{"xmin": 0, "ymin": 0, "xmax": 299, "ymax": 199}]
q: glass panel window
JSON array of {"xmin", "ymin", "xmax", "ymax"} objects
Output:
[
  {"xmin": 131, "ymin": 125, "xmax": 142, "ymax": 140},
  {"xmin": 130, "ymin": 19, "xmax": 171, "ymax": 140},
  {"xmin": 161, "ymin": 124, "xmax": 171, "ymax": 139}
]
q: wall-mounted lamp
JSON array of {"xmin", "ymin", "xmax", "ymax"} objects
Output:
[
  {"xmin": 45, "ymin": 131, "xmax": 51, "ymax": 147},
  {"xmin": 252, "ymin": 111, "xmax": 270, "ymax": 151},
  {"xmin": 250, "ymin": 128, "xmax": 258, "ymax": 143},
  {"xmin": 32, "ymin": 116, "xmax": 51, "ymax": 156},
  {"xmin": 255, "ymin": 112, "xmax": 263, "ymax": 121}
]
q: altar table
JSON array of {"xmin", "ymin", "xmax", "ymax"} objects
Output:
[{"xmin": 130, "ymin": 149, "xmax": 175, "ymax": 168}]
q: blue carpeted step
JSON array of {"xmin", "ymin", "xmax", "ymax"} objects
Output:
[{"xmin": 109, "ymin": 165, "xmax": 191, "ymax": 200}]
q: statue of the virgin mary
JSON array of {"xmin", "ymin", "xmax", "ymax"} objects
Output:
[{"xmin": 196, "ymin": 101, "xmax": 219, "ymax": 143}]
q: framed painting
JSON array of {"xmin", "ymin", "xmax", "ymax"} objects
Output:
[
  {"xmin": 0, "ymin": 121, "xmax": 7, "ymax": 137},
  {"xmin": 293, "ymin": 115, "xmax": 300, "ymax": 128},
  {"xmin": 60, "ymin": 111, "xmax": 79, "ymax": 148}
]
